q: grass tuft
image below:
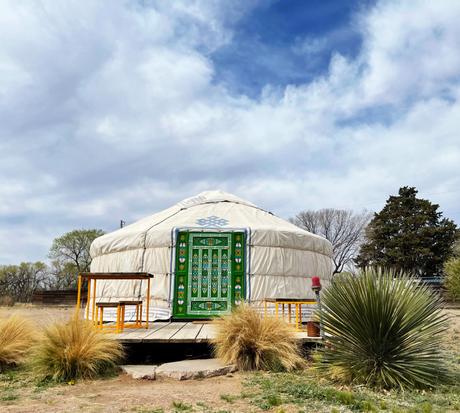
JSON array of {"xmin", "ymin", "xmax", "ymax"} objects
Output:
[
  {"xmin": 220, "ymin": 393, "xmax": 238, "ymax": 403},
  {"xmin": 0, "ymin": 316, "xmax": 35, "ymax": 371},
  {"xmin": 212, "ymin": 304, "xmax": 305, "ymax": 372},
  {"xmin": 171, "ymin": 401, "xmax": 192, "ymax": 411},
  {"xmin": 31, "ymin": 314, "xmax": 123, "ymax": 381}
]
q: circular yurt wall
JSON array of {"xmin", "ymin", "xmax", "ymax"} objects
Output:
[{"xmin": 90, "ymin": 190, "xmax": 333, "ymax": 320}]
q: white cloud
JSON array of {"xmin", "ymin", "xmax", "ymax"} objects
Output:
[{"xmin": 0, "ymin": 0, "xmax": 459, "ymax": 263}]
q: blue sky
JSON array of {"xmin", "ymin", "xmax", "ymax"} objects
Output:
[
  {"xmin": 0, "ymin": 0, "xmax": 459, "ymax": 263},
  {"xmin": 212, "ymin": 0, "xmax": 370, "ymax": 96}
]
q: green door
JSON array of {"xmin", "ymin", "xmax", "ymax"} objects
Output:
[{"xmin": 173, "ymin": 231, "xmax": 245, "ymax": 319}]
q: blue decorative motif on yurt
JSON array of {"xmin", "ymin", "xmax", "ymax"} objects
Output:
[{"xmin": 196, "ymin": 216, "xmax": 229, "ymax": 227}]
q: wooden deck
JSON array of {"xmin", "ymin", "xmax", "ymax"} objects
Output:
[{"xmin": 109, "ymin": 322, "xmax": 323, "ymax": 344}]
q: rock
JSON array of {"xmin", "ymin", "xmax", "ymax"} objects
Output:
[
  {"xmin": 155, "ymin": 358, "xmax": 236, "ymax": 380},
  {"xmin": 121, "ymin": 365, "xmax": 157, "ymax": 380}
]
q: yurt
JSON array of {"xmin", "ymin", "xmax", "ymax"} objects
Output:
[{"xmin": 89, "ymin": 190, "xmax": 333, "ymax": 321}]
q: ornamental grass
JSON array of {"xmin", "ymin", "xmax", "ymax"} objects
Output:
[
  {"xmin": 32, "ymin": 315, "xmax": 123, "ymax": 381},
  {"xmin": 212, "ymin": 304, "xmax": 305, "ymax": 371},
  {"xmin": 318, "ymin": 268, "xmax": 449, "ymax": 389},
  {"xmin": 0, "ymin": 316, "xmax": 35, "ymax": 371}
]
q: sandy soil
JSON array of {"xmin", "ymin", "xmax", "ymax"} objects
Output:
[
  {"xmin": 0, "ymin": 304, "xmax": 75, "ymax": 327},
  {"xmin": 445, "ymin": 307, "xmax": 460, "ymax": 329},
  {"xmin": 444, "ymin": 307, "xmax": 460, "ymax": 354},
  {"xmin": 2, "ymin": 373, "xmax": 248, "ymax": 413}
]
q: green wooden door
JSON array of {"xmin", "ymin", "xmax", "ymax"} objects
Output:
[{"xmin": 173, "ymin": 231, "xmax": 245, "ymax": 319}]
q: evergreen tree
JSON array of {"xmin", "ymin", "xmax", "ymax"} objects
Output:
[{"xmin": 355, "ymin": 187, "xmax": 458, "ymax": 277}]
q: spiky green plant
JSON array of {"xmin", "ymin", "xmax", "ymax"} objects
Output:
[{"xmin": 318, "ymin": 268, "xmax": 449, "ymax": 389}]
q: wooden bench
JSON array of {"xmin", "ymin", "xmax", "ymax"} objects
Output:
[
  {"xmin": 96, "ymin": 300, "xmax": 144, "ymax": 332},
  {"xmin": 95, "ymin": 302, "xmax": 123, "ymax": 332},
  {"xmin": 118, "ymin": 300, "xmax": 143, "ymax": 330}
]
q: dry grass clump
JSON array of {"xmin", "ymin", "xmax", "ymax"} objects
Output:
[
  {"xmin": 213, "ymin": 304, "xmax": 305, "ymax": 371},
  {"xmin": 0, "ymin": 315, "xmax": 35, "ymax": 371},
  {"xmin": 32, "ymin": 315, "xmax": 123, "ymax": 381}
]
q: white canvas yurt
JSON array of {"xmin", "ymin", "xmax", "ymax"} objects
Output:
[{"xmin": 90, "ymin": 190, "xmax": 333, "ymax": 321}]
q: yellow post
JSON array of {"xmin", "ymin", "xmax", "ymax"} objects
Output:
[
  {"xmin": 85, "ymin": 278, "xmax": 91, "ymax": 320},
  {"xmin": 91, "ymin": 279, "xmax": 97, "ymax": 324},
  {"xmin": 298, "ymin": 303, "xmax": 302, "ymax": 331},
  {"xmin": 116, "ymin": 305, "xmax": 120, "ymax": 333},
  {"xmin": 146, "ymin": 277, "xmax": 151, "ymax": 329},
  {"xmin": 264, "ymin": 300, "xmax": 267, "ymax": 318},
  {"xmin": 76, "ymin": 275, "xmax": 82, "ymax": 311},
  {"xmin": 275, "ymin": 302, "xmax": 279, "ymax": 318},
  {"xmin": 139, "ymin": 303, "xmax": 143, "ymax": 327},
  {"xmin": 295, "ymin": 303, "xmax": 300, "ymax": 330},
  {"xmin": 100, "ymin": 307, "xmax": 104, "ymax": 330},
  {"xmin": 288, "ymin": 304, "xmax": 292, "ymax": 323},
  {"xmin": 120, "ymin": 305, "xmax": 125, "ymax": 332}
]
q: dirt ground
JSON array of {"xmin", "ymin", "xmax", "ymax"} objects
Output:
[
  {"xmin": 2, "ymin": 373, "xmax": 247, "ymax": 413},
  {"xmin": 0, "ymin": 304, "xmax": 75, "ymax": 327},
  {"xmin": 1, "ymin": 305, "xmax": 459, "ymax": 413}
]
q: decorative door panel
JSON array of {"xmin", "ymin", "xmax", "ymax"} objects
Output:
[{"xmin": 173, "ymin": 231, "xmax": 245, "ymax": 318}]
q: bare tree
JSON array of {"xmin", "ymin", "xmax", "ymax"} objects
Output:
[
  {"xmin": 0, "ymin": 262, "xmax": 48, "ymax": 302},
  {"xmin": 46, "ymin": 260, "xmax": 80, "ymax": 290},
  {"xmin": 292, "ymin": 209, "xmax": 372, "ymax": 274}
]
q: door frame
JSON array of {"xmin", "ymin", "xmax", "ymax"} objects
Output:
[{"xmin": 169, "ymin": 227, "xmax": 251, "ymax": 319}]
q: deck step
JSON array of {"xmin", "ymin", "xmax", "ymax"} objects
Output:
[{"xmin": 109, "ymin": 321, "xmax": 323, "ymax": 344}]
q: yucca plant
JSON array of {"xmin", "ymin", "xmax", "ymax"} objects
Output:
[
  {"xmin": 0, "ymin": 316, "xmax": 35, "ymax": 371},
  {"xmin": 317, "ymin": 268, "xmax": 449, "ymax": 389},
  {"xmin": 32, "ymin": 315, "xmax": 123, "ymax": 381},
  {"xmin": 213, "ymin": 304, "xmax": 305, "ymax": 371}
]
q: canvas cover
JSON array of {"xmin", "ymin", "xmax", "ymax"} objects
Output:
[{"xmin": 90, "ymin": 190, "xmax": 333, "ymax": 320}]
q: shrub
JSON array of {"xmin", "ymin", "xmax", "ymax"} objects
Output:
[
  {"xmin": 32, "ymin": 315, "xmax": 123, "ymax": 381},
  {"xmin": 444, "ymin": 257, "xmax": 460, "ymax": 302},
  {"xmin": 0, "ymin": 295, "xmax": 15, "ymax": 306},
  {"xmin": 212, "ymin": 304, "xmax": 305, "ymax": 371},
  {"xmin": 318, "ymin": 268, "xmax": 449, "ymax": 389},
  {"xmin": 0, "ymin": 316, "xmax": 35, "ymax": 371}
]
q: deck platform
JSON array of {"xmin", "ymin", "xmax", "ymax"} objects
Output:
[{"xmin": 109, "ymin": 322, "xmax": 323, "ymax": 344}]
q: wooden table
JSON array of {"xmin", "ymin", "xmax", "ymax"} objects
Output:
[
  {"xmin": 263, "ymin": 298, "xmax": 317, "ymax": 331},
  {"xmin": 76, "ymin": 272, "xmax": 154, "ymax": 329}
]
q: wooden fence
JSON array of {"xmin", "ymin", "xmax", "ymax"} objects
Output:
[{"xmin": 32, "ymin": 290, "xmax": 86, "ymax": 305}]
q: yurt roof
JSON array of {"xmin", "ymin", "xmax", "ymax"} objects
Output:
[{"xmin": 90, "ymin": 190, "xmax": 333, "ymax": 258}]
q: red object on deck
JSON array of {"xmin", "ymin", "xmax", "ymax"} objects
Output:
[
  {"xmin": 307, "ymin": 321, "xmax": 320, "ymax": 337},
  {"xmin": 311, "ymin": 276, "xmax": 321, "ymax": 289}
]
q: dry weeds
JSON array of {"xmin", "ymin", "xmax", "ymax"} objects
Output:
[
  {"xmin": 0, "ymin": 316, "xmax": 35, "ymax": 371},
  {"xmin": 213, "ymin": 304, "xmax": 305, "ymax": 371},
  {"xmin": 32, "ymin": 314, "xmax": 123, "ymax": 381}
]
